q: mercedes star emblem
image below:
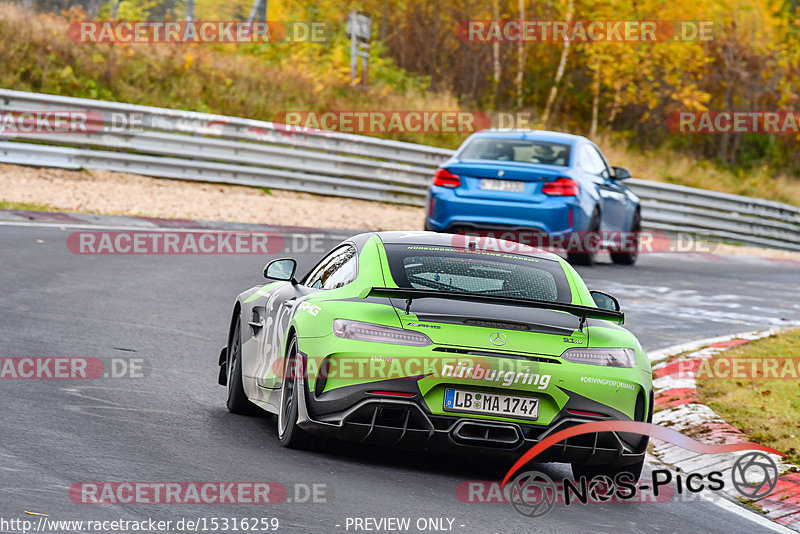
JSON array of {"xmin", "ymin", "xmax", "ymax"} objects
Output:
[{"xmin": 489, "ymin": 331, "xmax": 507, "ymax": 346}]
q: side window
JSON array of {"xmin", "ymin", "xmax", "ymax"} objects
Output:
[
  {"xmin": 304, "ymin": 246, "xmax": 357, "ymax": 289},
  {"xmin": 322, "ymin": 248, "xmax": 357, "ymax": 289},
  {"xmin": 577, "ymin": 145, "xmax": 593, "ymax": 173},
  {"xmin": 584, "ymin": 145, "xmax": 611, "ymax": 177}
]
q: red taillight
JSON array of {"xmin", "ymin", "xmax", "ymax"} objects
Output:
[
  {"xmin": 433, "ymin": 168, "xmax": 461, "ymax": 188},
  {"xmin": 542, "ymin": 177, "xmax": 579, "ymax": 196},
  {"xmin": 367, "ymin": 390, "xmax": 416, "ymax": 397}
]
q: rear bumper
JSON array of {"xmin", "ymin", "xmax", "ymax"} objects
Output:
[
  {"xmin": 295, "ymin": 350, "xmax": 651, "ymax": 465},
  {"xmin": 427, "ymin": 186, "xmax": 583, "ymax": 235},
  {"xmin": 301, "ymin": 397, "xmax": 647, "ymax": 465}
]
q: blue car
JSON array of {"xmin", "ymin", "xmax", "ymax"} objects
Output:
[{"xmin": 425, "ymin": 130, "xmax": 641, "ymax": 265}]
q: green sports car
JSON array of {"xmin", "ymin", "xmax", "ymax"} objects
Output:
[{"xmin": 217, "ymin": 231, "xmax": 653, "ymax": 480}]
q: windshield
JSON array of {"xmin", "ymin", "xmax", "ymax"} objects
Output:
[
  {"xmin": 459, "ymin": 138, "xmax": 571, "ymax": 166},
  {"xmin": 384, "ymin": 244, "xmax": 572, "ymax": 303}
]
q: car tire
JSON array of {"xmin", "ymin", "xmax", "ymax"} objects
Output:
[
  {"xmin": 226, "ymin": 315, "xmax": 259, "ymax": 415},
  {"xmin": 567, "ymin": 210, "xmax": 600, "ymax": 266},
  {"xmin": 610, "ymin": 211, "xmax": 641, "ymax": 266},
  {"xmin": 277, "ymin": 336, "xmax": 313, "ymax": 449},
  {"xmin": 571, "ymin": 457, "xmax": 645, "ymax": 483}
]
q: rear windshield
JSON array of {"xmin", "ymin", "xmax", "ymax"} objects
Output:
[
  {"xmin": 384, "ymin": 244, "xmax": 572, "ymax": 303},
  {"xmin": 459, "ymin": 138, "xmax": 571, "ymax": 166}
]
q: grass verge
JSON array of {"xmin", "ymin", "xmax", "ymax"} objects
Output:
[
  {"xmin": 696, "ymin": 328, "xmax": 800, "ymax": 465},
  {"xmin": 0, "ymin": 200, "xmax": 52, "ymax": 211}
]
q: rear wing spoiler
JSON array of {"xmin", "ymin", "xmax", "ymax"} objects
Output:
[{"xmin": 360, "ymin": 286, "xmax": 624, "ymax": 326}]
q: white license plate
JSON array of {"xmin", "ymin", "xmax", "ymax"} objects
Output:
[
  {"xmin": 480, "ymin": 179, "xmax": 525, "ymax": 193},
  {"xmin": 443, "ymin": 388, "xmax": 539, "ymax": 420}
]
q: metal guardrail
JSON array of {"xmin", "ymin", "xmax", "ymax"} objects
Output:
[{"xmin": 1, "ymin": 89, "xmax": 799, "ymax": 250}]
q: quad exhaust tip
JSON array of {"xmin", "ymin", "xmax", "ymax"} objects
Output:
[{"xmin": 451, "ymin": 420, "xmax": 522, "ymax": 447}]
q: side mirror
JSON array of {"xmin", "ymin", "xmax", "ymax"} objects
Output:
[
  {"xmin": 613, "ymin": 167, "xmax": 632, "ymax": 180},
  {"xmin": 264, "ymin": 258, "xmax": 297, "ymax": 283},
  {"xmin": 590, "ymin": 290, "xmax": 621, "ymax": 312}
]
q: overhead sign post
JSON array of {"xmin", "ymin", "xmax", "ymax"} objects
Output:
[{"xmin": 347, "ymin": 11, "xmax": 372, "ymax": 86}]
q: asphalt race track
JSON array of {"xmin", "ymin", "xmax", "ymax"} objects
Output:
[{"xmin": 2, "ymin": 222, "xmax": 799, "ymax": 534}]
